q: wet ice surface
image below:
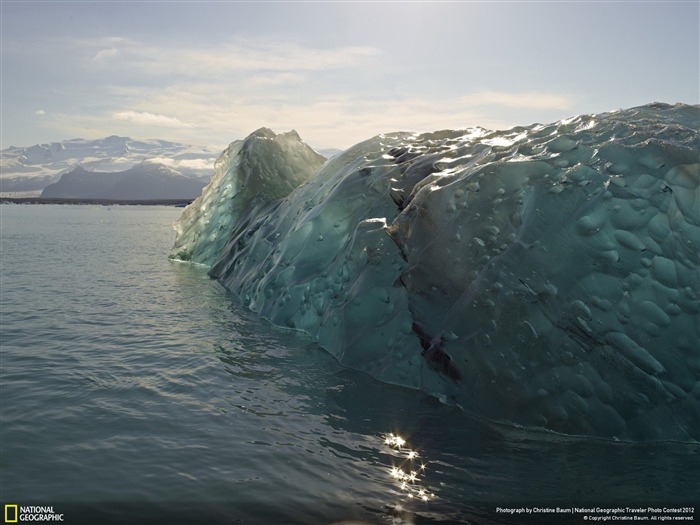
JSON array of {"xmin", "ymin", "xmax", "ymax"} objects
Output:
[{"xmin": 174, "ymin": 103, "xmax": 700, "ymax": 442}]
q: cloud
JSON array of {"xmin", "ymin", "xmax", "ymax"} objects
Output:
[
  {"xmin": 33, "ymin": 44, "xmax": 576, "ymax": 151},
  {"xmin": 74, "ymin": 82, "xmax": 576, "ymax": 150},
  {"xmin": 245, "ymin": 72, "xmax": 306, "ymax": 87},
  {"xmin": 35, "ymin": 94, "xmax": 516, "ymax": 152},
  {"xmin": 461, "ymin": 91, "xmax": 574, "ymax": 110},
  {"xmin": 112, "ymin": 110, "xmax": 194, "ymax": 128},
  {"xmin": 81, "ymin": 37, "xmax": 572, "ymax": 146},
  {"xmin": 78, "ymin": 36, "xmax": 379, "ymax": 79},
  {"xmin": 113, "ymin": 89, "xmax": 521, "ymax": 149},
  {"xmin": 35, "ymin": 109, "xmax": 46, "ymax": 115},
  {"xmin": 92, "ymin": 47, "xmax": 119, "ymax": 62},
  {"xmin": 179, "ymin": 40, "xmax": 380, "ymax": 73}
]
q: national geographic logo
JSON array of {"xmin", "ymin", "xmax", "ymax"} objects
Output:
[
  {"xmin": 4, "ymin": 505, "xmax": 18, "ymax": 523},
  {"xmin": 4, "ymin": 505, "xmax": 64, "ymax": 522}
]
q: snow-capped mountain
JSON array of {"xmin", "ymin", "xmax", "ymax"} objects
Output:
[
  {"xmin": 41, "ymin": 161, "xmax": 206, "ymax": 200},
  {"xmin": 0, "ymin": 135, "xmax": 220, "ymax": 193}
]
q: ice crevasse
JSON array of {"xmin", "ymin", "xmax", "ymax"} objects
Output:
[{"xmin": 171, "ymin": 104, "xmax": 700, "ymax": 442}]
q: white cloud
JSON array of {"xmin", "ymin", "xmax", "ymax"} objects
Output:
[
  {"xmin": 178, "ymin": 40, "xmax": 379, "ymax": 73},
  {"xmin": 461, "ymin": 91, "xmax": 574, "ymax": 110},
  {"xmin": 112, "ymin": 110, "xmax": 194, "ymax": 128},
  {"xmin": 92, "ymin": 47, "xmax": 119, "ymax": 62},
  {"xmin": 36, "ymin": 96, "xmax": 512, "ymax": 152},
  {"xmin": 245, "ymin": 72, "xmax": 306, "ymax": 87},
  {"xmin": 86, "ymin": 35, "xmax": 574, "ymax": 145},
  {"xmin": 51, "ymin": 36, "xmax": 575, "ymax": 150},
  {"xmin": 35, "ymin": 109, "xmax": 46, "ymax": 115},
  {"xmin": 78, "ymin": 36, "xmax": 379, "ymax": 79},
  {"xmin": 112, "ymin": 90, "xmax": 521, "ymax": 149},
  {"xmin": 53, "ymin": 83, "xmax": 575, "ymax": 150}
]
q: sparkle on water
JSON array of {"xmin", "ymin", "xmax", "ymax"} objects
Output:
[{"xmin": 383, "ymin": 433, "xmax": 436, "ymax": 503}]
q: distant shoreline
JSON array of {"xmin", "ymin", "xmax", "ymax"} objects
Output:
[{"xmin": 0, "ymin": 197, "xmax": 193, "ymax": 206}]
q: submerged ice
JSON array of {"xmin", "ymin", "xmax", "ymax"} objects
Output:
[{"xmin": 172, "ymin": 103, "xmax": 700, "ymax": 442}]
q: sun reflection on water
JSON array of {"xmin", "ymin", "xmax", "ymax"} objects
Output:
[{"xmin": 383, "ymin": 433, "xmax": 436, "ymax": 503}]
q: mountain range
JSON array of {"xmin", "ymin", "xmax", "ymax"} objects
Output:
[
  {"xmin": 40, "ymin": 162, "xmax": 207, "ymax": 200},
  {"xmin": 0, "ymin": 135, "xmax": 220, "ymax": 194}
]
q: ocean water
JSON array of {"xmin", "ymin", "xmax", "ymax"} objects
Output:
[{"xmin": 0, "ymin": 204, "xmax": 697, "ymax": 525}]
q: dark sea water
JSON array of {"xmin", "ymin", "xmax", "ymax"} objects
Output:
[{"xmin": 1, "ymin": 204, "xmax": 698, "ymax": 525}]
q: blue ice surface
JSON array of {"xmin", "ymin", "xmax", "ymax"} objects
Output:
[{"xmin": 172, "ymin": 103, "xmax": 700, "ymax": 442}]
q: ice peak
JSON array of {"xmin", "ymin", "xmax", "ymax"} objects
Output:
[
  {"xmin": 250, "ymin": 127, "xmax": 277, "ymax": 140},
  {"xmin": 248, "ymin": 127, "xmax": 303, "ymax": 143},
  {"xmin": 170, "ymin": 128, "xmax": 326, "ymax": 266}
]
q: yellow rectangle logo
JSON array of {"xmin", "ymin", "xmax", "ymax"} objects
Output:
[{"xmin": 5, "ymin": 504, "xmax": 18, "ymax": 523}]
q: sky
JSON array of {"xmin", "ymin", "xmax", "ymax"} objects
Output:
[{"xmin": 1, "ymin": 1, "xmax": 698, "ymax": 152}]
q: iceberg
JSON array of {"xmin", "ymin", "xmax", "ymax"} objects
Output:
[{"xmin": 173, "ymin": 104, "xmax": 700, "ymax": 442}]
